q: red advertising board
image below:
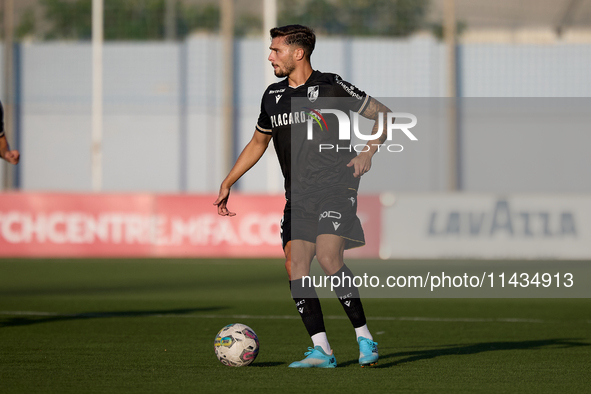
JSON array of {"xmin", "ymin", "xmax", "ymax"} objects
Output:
[{"xmin": 0, "ymin": 193, "xmax": 380, "ymax": 258}]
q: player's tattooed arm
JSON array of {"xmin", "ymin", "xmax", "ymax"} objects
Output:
[
  {"xmin": 361, "ymin": 97, "xmax": 392, "ymax": 145},
  {"xmin": 346, "ymin": 98, "xmax": 391, "ymax": 178}
]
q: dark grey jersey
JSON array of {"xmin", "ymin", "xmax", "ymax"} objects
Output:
[{"xmin": 256, "ymin": 70, "xmax": 370, "ymax": 200}]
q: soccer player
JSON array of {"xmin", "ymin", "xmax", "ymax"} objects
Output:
[
  {"xmin": 214, "ymin": 25, "xmax": 390, "ymax": 368},
  {"xmin": 0, "ymin": 101, "xmax": 20, "ymax": 165}
]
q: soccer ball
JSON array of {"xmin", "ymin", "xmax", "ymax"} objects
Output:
[{"xmin": 214, "ymin": 323, "xmax": 259, "ymax": 367}]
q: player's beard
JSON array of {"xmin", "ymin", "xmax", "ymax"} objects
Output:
[{"xmin": 274, "ymin": 58, "xmax": 296, "ymax": 78}]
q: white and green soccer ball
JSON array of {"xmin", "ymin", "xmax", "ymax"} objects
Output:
[{"xmin": 214, "ymin": 323, "xmax": 259, "ymax": 367}]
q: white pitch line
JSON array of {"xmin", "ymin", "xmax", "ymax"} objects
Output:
[
  {"xmin": 180, "ymin": 314, "xmax": 548, "ymax": 324},
  {"xmin": 1, "ymin": 311, "xmax": 68, "ymax": 316},
  {"xmin": 0, "ymin": 311, "xmax": 566, "ymax": 324}
]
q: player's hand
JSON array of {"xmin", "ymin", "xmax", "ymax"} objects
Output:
[
  {"xmin": 1, "ymin": 149, "xmax": 19, "ymax": 165},
  {"xmin": 213, "ymin": 186, "xmax": 236, "ymax": 216},
  {"xmin": 347, "ymin": 152, "xmax": 372, "ymax": 178}
]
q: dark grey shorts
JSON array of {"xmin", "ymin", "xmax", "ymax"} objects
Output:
[{"xmin": 281, "ymin": 189, "xmax": 365, "ymax": 250}]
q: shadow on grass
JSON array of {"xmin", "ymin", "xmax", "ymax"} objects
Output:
[
  {"xmin": 250, "ymin": 362, "xmax": 286, "ymax": 367},
  {"xmin": 0, "ymin": 306, "xmax": 226, "ymax": 328},
  {"xmin": 0, "ymin": 283, "xmax": 218, "ymax": 297},
  {"xmin": 338, "ymin": 338, "xmax": 591, "ymax": 368}
]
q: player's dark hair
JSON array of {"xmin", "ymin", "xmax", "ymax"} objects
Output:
[{"xmin": 270, "ymin": 25, "xmax": 316, "ymax": 60}]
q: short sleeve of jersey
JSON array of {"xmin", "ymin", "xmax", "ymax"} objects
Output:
[
  {"xmin": 255, "ymin": 94, "xmax": 272, "ymax": 135},
  {"xmin": 332, "ymin": 74, "xmax": 371, "ymax": 114}
]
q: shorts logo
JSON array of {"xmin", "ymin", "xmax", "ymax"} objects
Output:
[
  {"xmin": 332, "ymin": 221, "xmax": 341, "ymax": 231},
  {"xmin": 308, "ymin": 85, "xmax": 319, "ymax": 102},
  {"xmin": 348, "ymin": 197, "xmax": 356, "ymax": 206},
  {"xmin": 344, "ymin": 300, "xmax": 351, "ymax": 307},
  {"xmin": 319, "ymin": 210, "xmax": 341, "ymax": 220}
]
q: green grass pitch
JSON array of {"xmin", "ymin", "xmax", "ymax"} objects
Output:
[{"xmin": 0, "ymin": 258, "xmax": 590, "ymax": 393}]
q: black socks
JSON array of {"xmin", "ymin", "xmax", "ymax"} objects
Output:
[
  {"xmin": 291, "ymin": 263, "xmax": 368, "ymax": 334},
  {"xmin": 331, "ymin": 264, "xmax": 367, "ymax": 328},
  {"xmin": 290, "ymin": 278, "xmax": 326, "ymax": 336}
]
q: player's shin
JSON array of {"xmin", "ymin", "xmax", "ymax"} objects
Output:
[
  {"xmin": 290, "ymin": 278, "xmax": 330, "ymax": 353},
  {"xmin": 331, "ymin": 265, "xmax": 378, "ymax": 366},
  {"xmin": 331, "ymin": 264, "xmax": 370, "ymax": 335}
]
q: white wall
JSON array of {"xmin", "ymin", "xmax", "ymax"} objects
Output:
[{"xmin": 9, "ymin": 36, "xmax": 591, "ymax": 193}]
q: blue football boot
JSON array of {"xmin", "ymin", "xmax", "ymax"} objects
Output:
[
  {"xmin": 358, "ymin": 337, "xmax": 378, "ymax": 367},
  {"xmin": 288, "ymin": 346, "xmax": 337, "ymax": 368}
]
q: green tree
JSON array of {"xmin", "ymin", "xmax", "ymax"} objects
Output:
[
  {"xmin": 41, "ymin": 0, "xmax": 228, "ymax": 40},
  {"xmin": 280, "ymin": 0, "xmax": 345, "ymax": 35},
  {"xmin": 43, "ymin": 0, "xmax": 91, "ymax": 39},
  {"xmin": 178, "ymin": 4, "xmax": 220, "ymax": 36},
  {"xmin": 279, "ymin": 0, "xmax": 429, "ymax": 37},
  {"xmin": 16, "ymin": 8, "xmax": 37, "ymax": 40}
]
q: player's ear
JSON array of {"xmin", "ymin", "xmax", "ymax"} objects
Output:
[{"xmin": 294, "ymin": 47, "xmax": 305, "ymax": 61}]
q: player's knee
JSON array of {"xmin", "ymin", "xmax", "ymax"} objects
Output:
[
  {"xmin": 291, "ymin": 253, "xmax": 313, "ymax": 267},
  {"xmin": 289, "ymin": 254, "xmax": 314, "ymax": 280},
  {"xmin": 315, "ymin": 250, "xmax": 338, "ymax": 266},
  {"xmin": 316, "ymin": 252, "xmax": 343, "ymax": 275}
]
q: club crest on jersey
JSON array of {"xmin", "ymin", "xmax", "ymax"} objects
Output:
[{"xmin": 307, "ymin": 85, "xmax": 319, "ymax": 102}]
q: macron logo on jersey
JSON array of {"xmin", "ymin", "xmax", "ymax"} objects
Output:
[{"xmin": 275, "ymin": 95, "xmax": 282, "ymax": 104}]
